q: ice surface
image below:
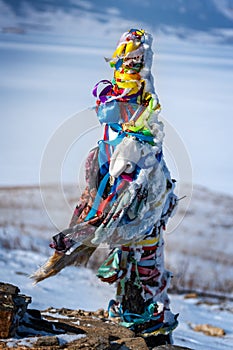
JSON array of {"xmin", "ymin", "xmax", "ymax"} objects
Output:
[{"xmin": 0, "ymin": 27, "xmax": 232, "ymax": 195}]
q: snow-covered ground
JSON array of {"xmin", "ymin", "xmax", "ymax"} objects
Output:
[
  {"xmin": 0, "ymin": 185, "xmax": 233, "ymax": 349},
  {"xmin": 1, "ymin": 244, "xmax": 233, "ymax": 349},
  {"xmin": 166, "ymin": 184, "xmax": 233, "ymax": 293}
]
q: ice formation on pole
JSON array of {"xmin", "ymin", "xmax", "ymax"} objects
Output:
[{"xmin": 32, "ymin": 29, "xmax": 178, "ymax": 339}]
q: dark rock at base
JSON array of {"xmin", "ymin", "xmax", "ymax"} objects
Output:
[
  {"xmin": 0, "ymin": 283, "xmax": 19, "ymax": 295},
  {"xmin": 35, "ymin": 336, "xmax": 60, "ymax": 347},
  {"xmin": 0, "ymin": 282, "xmax": 31, "ymax": 338},
  {"xmin": 145, "ymin": 334, "xmax": 173, "ymax": 348},
  {"xmin": 0, "ymin": 282, "xmax": 193, "ymax": 350},
  {"xmin": 112, "ymin": 337, "xmax": 148, "ymax": 349}
]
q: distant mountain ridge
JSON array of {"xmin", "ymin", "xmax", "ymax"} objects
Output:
[{"xmin": 1, "ymin": 0, "xmax": 233, "ymax": 42}]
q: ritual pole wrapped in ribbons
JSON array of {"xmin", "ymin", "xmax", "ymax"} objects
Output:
[{"xmin": 31, "ymin": 29, "xmax": 178, "ymax": 346}]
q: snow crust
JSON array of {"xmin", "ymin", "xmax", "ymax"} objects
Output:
[{"xmin": 0, "ymin": 185, "xmax": 233, "ymax": 349}]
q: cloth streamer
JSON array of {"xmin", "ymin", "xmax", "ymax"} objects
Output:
[{"xmin": 31, "ymin": 29, "xmax": 179, "ymax": 343}]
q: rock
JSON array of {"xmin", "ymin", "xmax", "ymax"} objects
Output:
[
  {"xmin": 0, "ymin": 282, "xmax": 31, "ymax": 338},
  {"xmin": 193, "ymin": 323, "xmax": 225, "ymax": 337},
  {"xmin": 93, "ymin": 308, "xmax": 105, "ymax": 317},
  {"xmin": 112, "ymin": 337, "xmax": 148, "ymax": 349},
  {"xmin": 0, "ymin": 283, "xmax": 19, "ymax": 295},
  {"xmin": 0, "ymin": 310, "xmax": 13, "ymax": 339},
  {"xmin": 34, "ymin": 336, "xmax": 59, "ymax": 347},
  {"xmin": 0, "ymin": 282, "xmax": 194, "ymax": 350},
  {"xmin": 184, "ymin": 293, "xmax": 198, "ymax": 299}
]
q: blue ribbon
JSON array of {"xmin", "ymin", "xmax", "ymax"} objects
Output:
[
  {"xmin": 84, "ymin": 122, "xmax": 154, "ymax": 222},
  {"xmin": 84, "ymin": 172, "xmax": 110, "ymax": 221},
  {"xmin": 120, "ymin": 303, "xmax": 162, "ymax": 328},
  {"xmin": 110, "ymin": 123, "xmax": 155, "ymax": 144}
]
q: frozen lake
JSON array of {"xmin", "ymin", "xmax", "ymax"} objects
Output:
[{"xmin": 0, "ymin": 31, "xmax": 233, "ymax": 195}]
